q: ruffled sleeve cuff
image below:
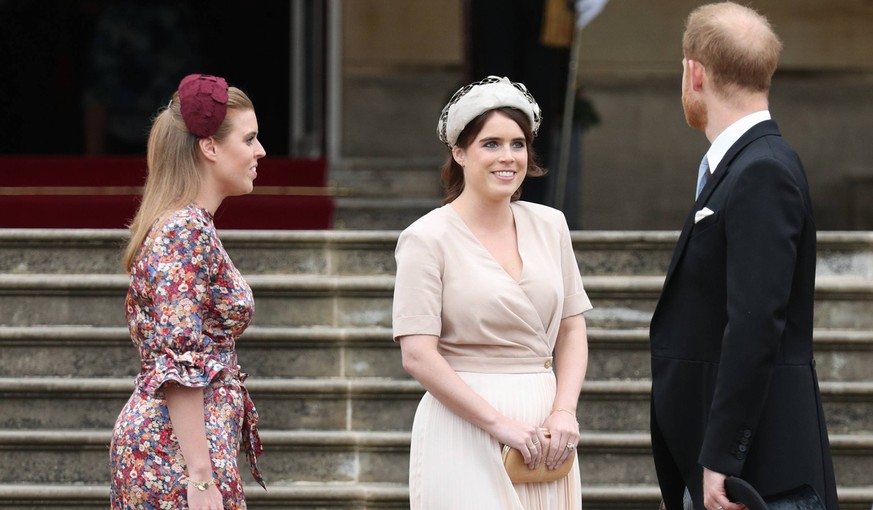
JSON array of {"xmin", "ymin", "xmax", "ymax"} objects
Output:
[{"xmin": 139, "ymin": 348, "xmax": 231, "ymax": 394}]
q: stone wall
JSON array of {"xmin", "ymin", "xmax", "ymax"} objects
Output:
[
  {"xmin": 338, "ymin": 0, "xmax": 873, "ymax": 229},
  {"xmin": 576, "ymin": 0, "xmax": 873, "ymax": 73},
  {"xmin": 575, "ymin": 0, "xmax": 873, "ymax": 229},
  {"xmin": 578, "ymin": 72, "xmax": 873, "ymax": 230}
]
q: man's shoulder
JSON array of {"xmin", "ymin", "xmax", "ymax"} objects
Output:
[
  {"xmin": 729, "ymin": 120, "xmax": 801, "ymax": 169},
  {"xmin": 737, "ymin": 135, "xmax": 801, "ymax": 168}
]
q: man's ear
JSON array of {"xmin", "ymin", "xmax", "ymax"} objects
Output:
[
  {"xmin": 689, "ymin": 59, "xmax": 706, "ymax": 92},
  {"xmin": 452, "ymin": 146, "xmax": 465, "ymax": 167},
  {"xmin": 199, "ymin": 137, "xmax": 218, "ymax": 162}
]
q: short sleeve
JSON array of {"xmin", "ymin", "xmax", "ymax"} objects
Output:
[
  {"xmin": 559, "ymin": 216, "xmax": 592, "ymax": 318},
  {"xmin": 392, "ymin": 228, "xmax": 444, "ymax": 340},
  {"xmin": 138, "ymin": 216, "xmax": 230, "ymax": 393}
]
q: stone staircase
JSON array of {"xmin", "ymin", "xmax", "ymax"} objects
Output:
[
  {"xmin": 1, "ymin": 229, "xmax": 872, "ymax": 509},
  {"xmin": 329, "ymin": 159, "xmax": 443, "ymax": 231}
]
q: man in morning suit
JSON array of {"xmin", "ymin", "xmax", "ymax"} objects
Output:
[{"xmin": 649, "ymin": 3, "xmax": 838, "ymax": 510}]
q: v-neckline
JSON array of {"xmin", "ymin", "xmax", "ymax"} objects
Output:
[{"xmin": 447, "ymin": 203, "xmax": 525, "ymax": 285}]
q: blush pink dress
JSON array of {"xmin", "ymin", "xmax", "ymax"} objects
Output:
[{"xmin": 393, "ymin": 201, "xmax": 592, "ymax": 510}]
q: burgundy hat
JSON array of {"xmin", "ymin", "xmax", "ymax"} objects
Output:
[{"xmin": 178, "ymin": 74, "xmax": 229, "ymax": 138}]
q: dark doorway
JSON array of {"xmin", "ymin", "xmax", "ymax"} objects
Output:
[{"xmin": 0, "ymin": 0, "xmax": 293, "ymax": 156}]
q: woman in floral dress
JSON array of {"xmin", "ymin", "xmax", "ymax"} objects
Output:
[{"xmin": 110, "ymin": 74, "xmax": 266, "ymax": 509}]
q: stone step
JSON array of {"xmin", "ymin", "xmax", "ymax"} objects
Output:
[
  {"xmin": 2, "ymin": 229, "xmax": 870, "ymax": 278},
  {"xmin": 0, "ymin": 229, "xmax": 402, "ymax": 277},
  {"xmin": 2, "ymin": 377, "xmax": 872, "ymax": 436},
  {"xmin": 587, "ymin": 327, "xmax": 873, "ymax": 383},
  {"xmin": 2, "ymin": 484, "xmax": 873, "ymax": 510},
  {"xmin": 3, "ymin": 326, "xmax": 873, "ymax": 382},
  {"xmin": 0, "ymin": 483, "xmax": 653, "ymax": 510},
  {"xmin": 0, "ymin": 325, "xmax": 402, "ymax": 380},
  {"xmin": 329, "ymin": 158, "xmax": 444, "ymax": 200},
  {"xmin": 1, "ymin": 430, "xmax": 871, "ymax": 487},
  {"xmin": 0, "ymin": 482, "xmax": 409, "ymax": 510},
  {"xmin": 0, "ymin": 378, "xmax": 643, "ymax": 434},
  {"xmin": 2, "ymin": 273, "xmax": 871, "ymax": 330},
  {"xmin": 334, "ymin": 198, "xmax": 441, "ymax": 231},
  {"xmin": 0, "ymin": 273, "xmax": 398, "ymax": 329}
]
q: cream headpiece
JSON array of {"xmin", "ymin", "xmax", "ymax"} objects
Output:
[{"xmin": 437, "ymin": 76, "xmax": 542, "ymax": 147}]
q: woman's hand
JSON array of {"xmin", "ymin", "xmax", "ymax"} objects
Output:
[
  {"xmin": 491, "ymin": 417, "xmax": 548, "ymax": 469},
  {"xmin": 186, "ymin": 481, "xmax": 223, "ymax": 509},
  {"xmin": 542, "ymin": 408, "xmax": 580, "ymax": 470}
]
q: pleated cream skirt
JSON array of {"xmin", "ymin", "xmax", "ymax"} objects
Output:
[{"xmin": 408, "ymin": 371, "xmax": 582, "ymax": 510}]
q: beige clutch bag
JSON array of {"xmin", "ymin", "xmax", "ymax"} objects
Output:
[{"xmin": 502, "ymin": 431, "xmax": 575, "ymax": 484}]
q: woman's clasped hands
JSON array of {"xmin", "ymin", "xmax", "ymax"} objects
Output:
[
  {"xmin": 493, "ymin": 417, "xmax": 549, "ymax": 470},
  {"xmin": 493, "ymin": 410, "xmax": 580, "ymax": 471}
]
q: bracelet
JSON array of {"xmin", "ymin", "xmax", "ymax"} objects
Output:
[
  {"xmin": 188, "ymin": 478, "xmax": 215, "ymax": 491},
  {"xmin": 553, "ymin": 408, "xmax": 577, "ymax": 419}
]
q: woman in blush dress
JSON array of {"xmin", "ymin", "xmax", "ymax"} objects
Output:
[
  {"xmin": 110, "ymin": 74, "xmax": 266, "ymax": 509},
  {"xmin": 393, "ymin": 76, "xmax": 592, "ymax": 509}
]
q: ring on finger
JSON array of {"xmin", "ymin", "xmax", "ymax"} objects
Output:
[{"xmin": 566, "ymin": 441, "xmax": 575, "ymax": 450}]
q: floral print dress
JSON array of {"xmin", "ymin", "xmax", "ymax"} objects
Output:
[{"xmin": 110, "ymin": 204, "xmax": 263, "ymax": 509}]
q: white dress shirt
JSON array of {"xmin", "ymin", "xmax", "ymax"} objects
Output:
[{"xmin": 702, "ymin": 110, "xmax": 772, "ymax": 178}]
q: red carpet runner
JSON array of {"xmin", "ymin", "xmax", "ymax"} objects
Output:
[{"xmin": 0, "ymin": 157, "xmax": 333, "ymax": 229}]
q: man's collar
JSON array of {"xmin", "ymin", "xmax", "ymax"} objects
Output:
[{"xmin": 705, "ymin": 110, "xmax": 771, "ymax": 172}]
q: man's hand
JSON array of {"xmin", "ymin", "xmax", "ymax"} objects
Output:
[{"xmin": 703, "ymin": 467, "xmax": 747, "ymax": 510}]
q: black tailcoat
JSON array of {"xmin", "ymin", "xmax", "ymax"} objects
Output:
[{"xmin": 649, "ymin": 120, "xmax": 838, "ymax": 510}]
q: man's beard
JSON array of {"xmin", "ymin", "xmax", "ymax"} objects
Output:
[{"xmin": 682, "ymin": 89, "xmax": 707, "ymax": 131}]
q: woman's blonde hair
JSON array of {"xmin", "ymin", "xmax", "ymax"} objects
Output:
[{"xmin": 122, "ymin": 86, "xmax": 254, "ymax": 272}]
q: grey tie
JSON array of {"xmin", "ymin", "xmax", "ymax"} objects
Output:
[{"xmin": 695, "ymin": 156, "xmax": 710, "ymax": 199}]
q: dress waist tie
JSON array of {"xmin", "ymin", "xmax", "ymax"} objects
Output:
[
  {"xmin": 136, "ymin": 354, "xmax": 266, "ymax": 488},
  {"xmin": 236, "ymin": 369, "xmax": 265, "ymax": 489}
]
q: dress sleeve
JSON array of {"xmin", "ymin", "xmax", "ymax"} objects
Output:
[
  {"xmin": 392, "ymin": 228, "xmax": 444, "ymax": 340},
  {"xmin": 559, "ymin": 214, "xmax": 592, "ymax": 318},
  {"xmin": 138, "ymin": 217, "xmax": 231, "ymax": 393}
]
